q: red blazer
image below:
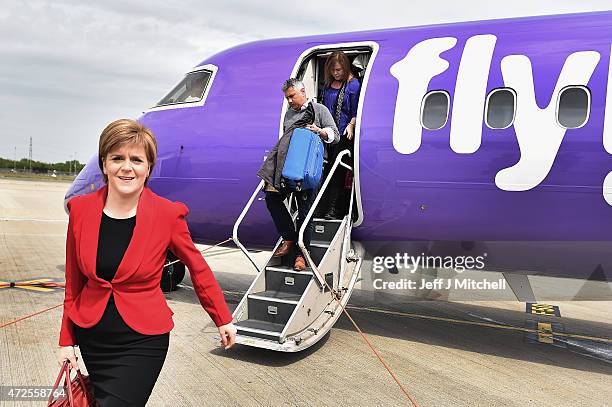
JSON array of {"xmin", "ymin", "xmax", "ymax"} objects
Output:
[{"xmin": 59, "ymin": 185, "xmax": 233, "ymax": 346}]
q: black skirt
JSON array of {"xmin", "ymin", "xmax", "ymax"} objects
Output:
[{"xmin": 75, "ymin": 296, "xmax": 169, "ymax": 406}]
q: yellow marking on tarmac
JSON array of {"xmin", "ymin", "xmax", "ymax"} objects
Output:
[
  {"xmin": 527, "ymin": 303, "xmax": 560, "ymax": 316},
  {"xmin": 22, "ymin": 279, "xmax": 52, "ymax": 284},
  {"xmin": 0, "ymin": 278, "xmax": 61, "ymax": 293},
  {"xmin": 18, "ymin": 278, "xmax": 53, "ymax": 285},
  {"xmin": 14, "ymin": 285, "xmax": 54, "ymax": 292},
  {"xmin": 345, "ymin": 305, "xmax": 612, "ymax": 345},
  {"xmin": 537, "ymin": 322, "xmax": 554, "ymax": 344}
]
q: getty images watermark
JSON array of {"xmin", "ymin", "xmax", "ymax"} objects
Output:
[{"xmin": 371, "ymin": 252, "xmax": 507, "ymax": 291}]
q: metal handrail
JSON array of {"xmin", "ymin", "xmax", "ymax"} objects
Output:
[
  {"xmin": 338, "ymin": 165, "xmax": 356, "ymax": 291},
  {"xmin": 298, "ymin": 150, "xmax": 352, "ymax": 287},
  {"xmin": 232, "ymin": 179, "xmax": 265, "ymax": 273}
]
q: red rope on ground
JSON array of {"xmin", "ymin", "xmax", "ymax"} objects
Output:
[
  {"xmin": 0, "ymin": 303, "xmax": 62, "ymax": 329},
  {"xmin": 338, "ymin": 304, "xmax": 420, "ymax": 406},
  {"xmin": 320, "ymin": 278, "xmax": 420, "ymax": 406}
]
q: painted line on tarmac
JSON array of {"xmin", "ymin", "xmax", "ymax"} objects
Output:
[
  {"xmin": 527, "ymin": 302, "xmax": 561, "ymax": 317},
  {"xmin": 1, "ymin": 233, "xmax": 66, "ymax": 236},
  {"xmin": 350, "ymin": 306, "xmax": 612, "ymax": 344},
  {"xmin": 0, "ymin": 217, "xmax": 67, "ymax": 223},
  {"xmin": 218, "ymin": 288, "xmax": 612, "ymax": 344}
]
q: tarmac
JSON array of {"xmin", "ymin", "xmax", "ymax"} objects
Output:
[{"xmin": 0, "ymin": 178, "xmax": 611, "ymax": 406}]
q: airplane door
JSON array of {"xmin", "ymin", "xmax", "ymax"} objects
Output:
[{"xmin": 285, "ymin": 42, "xmax": 380, "ymax": 227}]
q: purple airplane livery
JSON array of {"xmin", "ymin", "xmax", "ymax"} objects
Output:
[{"xmin": 66, "ymin": 11, "xmax": 611, "ymax": 350}]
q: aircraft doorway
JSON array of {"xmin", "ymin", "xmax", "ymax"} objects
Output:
[{"xmin": 281, "ymin": 42, "xmax": 378, "ymax": 226}]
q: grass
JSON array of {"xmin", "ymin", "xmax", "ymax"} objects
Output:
[{"xmin": 0, "ymin": 172, "xmax": 75, "ymax": 183}]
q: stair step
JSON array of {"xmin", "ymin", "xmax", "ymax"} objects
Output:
[
  {"xmin": 249, "ymin": 293, "xmax": 299, "ymax": 305},
  {"xmin": 313, "ymin": 217, "xmax": 343, "ymax": 223},
  {"xmin": 310, "ymin": 240, "xmax": 330, "ymax": 248},
  {"xmin": 312, "ymin": 219, "xmax": 342, "ymax": 242},
  {"xmin": 309, "ymin": 245, "xmax": 327, "ymax": 265},
  {"xmin": 266, "ymin": 265, "xmax": 313, "ymax": 274},
  {"xmin": 248, "ymin": 295, "xmax": 297, "ymax": 325},
  {"xmin": 236, "ymin": 319, "xmax": 284, "ymax": 341},
  {"xmin": 249, "ymin": 291, "xmax": 301, "ymax": 304},
  {"xmin": 265, "ymin": 266, "xmax": 313, "ymax": 294}
]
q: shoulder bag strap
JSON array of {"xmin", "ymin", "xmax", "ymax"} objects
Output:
[{"xmin": 334, "ymin": 82, "xmax": 347, "ymax": 127}]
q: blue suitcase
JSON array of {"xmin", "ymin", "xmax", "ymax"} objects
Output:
[{"xmin": 281, "ymin": 128, "xmax": 324, "ymax": 191}]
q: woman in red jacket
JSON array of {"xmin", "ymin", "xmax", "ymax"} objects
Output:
[{"xmin": 57, "ymin": 119, "xmax": 236, "ymax": 406}]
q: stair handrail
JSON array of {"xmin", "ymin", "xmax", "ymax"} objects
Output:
[
  {"xmin": 339, "ymin": 165, "xmax": 357, "ymax": 291},
  {"xmin": 232, "ymin": 179, "xmax": 265, "ymax": 273},
  {"xmin": 298, "ymin": 149, "xmax": 352, "ymax": 287}
]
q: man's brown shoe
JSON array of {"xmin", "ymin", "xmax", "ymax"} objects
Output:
[
  {"xmin": 273, "ymin": 240, "xmax": 294, "ymax": 257},
  {"xmin": 294, "ymin": 255, "xmax": 306, "ymax": 271}
]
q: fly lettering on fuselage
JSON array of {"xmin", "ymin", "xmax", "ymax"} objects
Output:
[
  {"xmin": 390, "ymin": 37, "xmax": 457, "ymax": 155},
  {"xmin": 390, "ymin": 35, "xmax": 607, "ymax": 203},
  {"xmin": 498, "ymin": 51, "xmax": 599, "ymax": 191}
]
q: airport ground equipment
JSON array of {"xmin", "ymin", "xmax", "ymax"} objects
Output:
[{"xmin": 231, "ymin": 150, "xmax": 362, "ymax": 351}]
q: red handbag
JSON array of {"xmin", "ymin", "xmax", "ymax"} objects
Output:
[{"xmin": 47, "ymin": 361, "xmax": 97, "ymax": 407}]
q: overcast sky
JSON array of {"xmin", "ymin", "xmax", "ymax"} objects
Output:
[{"xmin": 1, "ymin": 1, "xmax": 609, "ymax": 164}]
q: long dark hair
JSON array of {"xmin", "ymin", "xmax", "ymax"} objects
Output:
[{"xmin": 324, "ymin": 51, "xmax": 352, "ymax": 87}]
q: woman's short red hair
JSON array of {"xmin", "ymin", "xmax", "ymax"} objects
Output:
[{"xmin": 98, "ymin": 119, "xmax": 157, "ymax": 185}]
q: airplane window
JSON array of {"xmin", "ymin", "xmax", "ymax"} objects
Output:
[
  {"xmin": 156, "ymin": 70, "xmax": 212, "ymax": 107},
  {"xmin": 485, "ymin": 88, "xmax": 516, "ymax": 129},
  {"xmin": 557, "ymin": 86, "xmax": 590, "ymax": 129},
  {"xmin": 421, "ymin": 91, "xmax": 450, "ymax": 130}
]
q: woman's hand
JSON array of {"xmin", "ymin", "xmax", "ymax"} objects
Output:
[
  {"xmin": 218, "ymin": 323, "xmax": 237, "ymax": 349},
  {"xmin": 57, "ymin": 346, "xmax": 79, "ymax": 370},
  {"xmin": 344, "ymin": 122, "xmax": 355, "ymax": 141}
]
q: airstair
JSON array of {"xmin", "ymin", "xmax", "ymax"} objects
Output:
[{"xmin": 231, "ymin": 150, "xmax": 363, "ymax": 352}]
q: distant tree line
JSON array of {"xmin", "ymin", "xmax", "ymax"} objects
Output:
[{"xmin": 0, "ymin": 157, "xmax": 85, "ymax": 174}]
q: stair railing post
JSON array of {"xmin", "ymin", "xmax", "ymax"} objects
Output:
[
  {"xmin": 298, "ymin": 150, "xmax": 352, "ymax": 288},
  {"xmin": 338, "ymin": 168, "xmax": 356, "ymax": 292},
  {"xmin": 232, "ymin": 179, "xmax": 265, "ymax": 273}
]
